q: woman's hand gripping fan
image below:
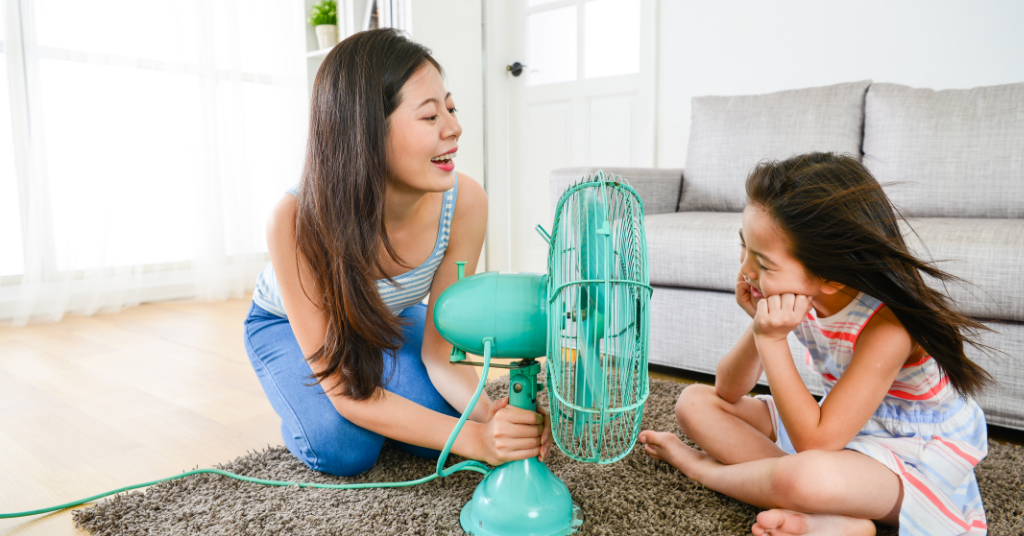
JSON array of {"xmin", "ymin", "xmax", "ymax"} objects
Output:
[{"xmin": 478, "ymin": 396, "xmax": 553, "ymax": 466}]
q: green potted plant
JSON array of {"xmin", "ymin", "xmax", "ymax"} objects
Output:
[{"xmin": 309, "ymin": 0, "xmax": 338, "ymax": 50}]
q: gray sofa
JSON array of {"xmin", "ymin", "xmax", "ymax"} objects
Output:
[{"xmin": 550, "ymin": 80, "xmax": 1024, "ymax": 431}]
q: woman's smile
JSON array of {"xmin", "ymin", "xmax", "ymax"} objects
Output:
[{"xmin": 431, "ymin": 148, "xmax": 457, "ymax": 172}]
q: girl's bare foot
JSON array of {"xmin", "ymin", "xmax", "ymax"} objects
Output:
[
  {"xmin": 637, "ymin": 430, "xmax": 720, "ymax": 481},
  {"xmin": 751, "ymin": 509, "xmax": 877, "ymax": 536}
]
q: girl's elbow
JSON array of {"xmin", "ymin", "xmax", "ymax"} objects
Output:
[
  {"xmin": 712, "ymin": 379, "xmax": 744, "ymax": 404},
  {"xmin": 715, "ymin": 388, "xmax": 744, "ymax": 405}
]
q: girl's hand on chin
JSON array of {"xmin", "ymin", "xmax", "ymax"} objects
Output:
[
  {"xmin": 752, "ymin": 293, "xmax": 813, "ymax": 343},
  {"xmin": 735, "ymin": 272, "xmax": 758, "ymax": 319}
]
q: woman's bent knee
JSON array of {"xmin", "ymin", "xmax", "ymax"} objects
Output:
[
  {"xmin": 284, "ymin": 421, "xmax": 383, "ymax": 477},
  {"xmin": 299, "ymin": 445, "xmax": 379, "ymax": 477}
]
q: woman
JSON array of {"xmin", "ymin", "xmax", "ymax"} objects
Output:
[{"xmin": 243, "ymin": 29, "xmax": 550, "ymax": 477}]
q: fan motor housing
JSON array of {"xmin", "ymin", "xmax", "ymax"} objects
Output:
[{"xmin": 433, "ymin": 271, "xmax": 548, "ymax": 358}]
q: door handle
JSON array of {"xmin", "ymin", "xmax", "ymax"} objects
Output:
[{"xmin": 506, "ymin": 62, "xmax": 525, "ymax": 77}]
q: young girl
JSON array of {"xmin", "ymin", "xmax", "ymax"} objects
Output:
[
  {"xmin": 243, "ymin": 29, "xmax": 551, "ymax": 478},
  {"xmin": 639, "ymin": 152, "xmax": 992, "ymax": 536}
]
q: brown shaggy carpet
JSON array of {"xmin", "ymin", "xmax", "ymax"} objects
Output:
[{"xmin": 74, "ymin": 378, "xmax": 1024, "ymax": 535}]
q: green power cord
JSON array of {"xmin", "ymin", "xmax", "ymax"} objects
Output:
[{"xmin": 0, "ymin": 340, "xmax": 496, "ymax": 520}]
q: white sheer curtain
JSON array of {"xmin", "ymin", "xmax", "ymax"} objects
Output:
[{"xmin": 0, "ymin": 0, "xmax": 309, "ymax": 325}]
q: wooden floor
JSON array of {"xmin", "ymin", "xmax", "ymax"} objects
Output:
[
  {"xmin": 2, "ymin": 296, "xmax": 1019, "ymax": 535},
  {"xmin": 0, "ymin": 296, "xmax": 284, "ymax": 534}
]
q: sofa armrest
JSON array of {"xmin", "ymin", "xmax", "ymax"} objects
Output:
[{"xmin": 549, "ymin": 166, "xmax": 684, "ymax": 219}]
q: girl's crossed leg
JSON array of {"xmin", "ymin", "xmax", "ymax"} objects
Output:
[{"xmin": 639, "ymin": 384, "xmax": 903, "ymax": 536}]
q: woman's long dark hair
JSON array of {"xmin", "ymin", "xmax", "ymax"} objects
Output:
[
  {"xmin": 294, "ymin": 29, "xmax": 441, "ymax": 401},
  {"xmin": 746, "ymin": 152, "xmax": 992, "ymax": 398}
]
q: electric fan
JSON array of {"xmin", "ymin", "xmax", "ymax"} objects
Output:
[{"xmin": 434, "ymin": 171, "xmax": 652, "ymax": 536}]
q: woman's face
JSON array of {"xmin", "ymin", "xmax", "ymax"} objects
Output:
[{"xmin": 386, "ymin": 63, "xmax": 462, "ymax": 193}]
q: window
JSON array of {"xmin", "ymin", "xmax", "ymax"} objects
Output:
[
  {"xmin": 0, "ymin": 0, "xmax": 309, "ymax": 321},
  {"xmin": 525, "ymin": 0, "xmax": 640, "ymax": 87}
]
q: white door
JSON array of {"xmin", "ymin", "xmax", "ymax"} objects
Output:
[{"xmin": 485, "ymin": 0, "xmax": 657, "ymax": 274}]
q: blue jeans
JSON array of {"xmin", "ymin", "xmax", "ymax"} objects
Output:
[{"xmin": 242, "ymin": 301, "xmax": 459, "ymax": 476}]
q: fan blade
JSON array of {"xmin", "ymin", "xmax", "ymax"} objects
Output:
[{"xmin": 573, "ymin": 188, "xmax": 609, "ymax": 441}]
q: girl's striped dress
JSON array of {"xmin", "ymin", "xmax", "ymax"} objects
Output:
[{"xmin": 756, "ymin": 292, "xmax": 988, "ymax": 536}]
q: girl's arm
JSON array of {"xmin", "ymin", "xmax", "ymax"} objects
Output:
[
  {"xmin": 753, "ymin": 294, "xmax": 909, "ymax": 452},
  {"xmin": 266, "ymin": 192, "xmax": 543, "ymax": 466},
  {"xmin": 715, "ymin": 324, "xmax": 763, "ymax": 403},
  {"xmin": 715, "ymin": 271, "xmax": 765, "ymax": 402}
]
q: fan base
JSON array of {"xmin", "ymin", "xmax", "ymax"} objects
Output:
[
  {"xmin": 461, "ymin": 501, "xmax": 583, "ymax": 536},
  {"xmin": 459, "ymin": 457, "xmax": 583, "ymax": 535}
]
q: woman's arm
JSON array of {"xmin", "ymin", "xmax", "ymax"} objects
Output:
[
  {"xmin": 266, "ymin": 191, "xmax": 543, "ymax": 465},
  {"xmin": 266, "ymin": 194, "xmax": 327, "ymax": 355},
  {"xmin": 419, "ymin": 174, "xmax": 552, "ymax": 460},
  {"xmin": 421, "ymin": 174, "xmax": 494, "ymax": 422},
  {"xmin": 753, "ymin": 295, "xmax": 909, "ymax": 452},
  {"xmin": 326, "ymin": 378, "xmax": 542, "ymax": 466}
]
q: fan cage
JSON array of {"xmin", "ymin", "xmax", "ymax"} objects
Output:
[{"xmin": 546, "ymin": 172, "xmax": 652, "ymax": 464}]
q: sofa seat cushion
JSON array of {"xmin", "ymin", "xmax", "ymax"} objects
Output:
[
  {"xmin": 647, "ymin": 212, "xmax": 1024, "ymax": 321},
  {"xmin": 681, "ymin": 80, "xmax": 871, "ymax": 213},
  {"xmin": 863, "ymin": 82, "xmax": 1024, "ymax": 219}
]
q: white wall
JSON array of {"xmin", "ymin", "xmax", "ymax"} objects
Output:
[
  {"xmin": 656, "ymin": 0, "xmax": 1024, "ymax": 168},
  {"xmin": 411, "ymin": 1, "xmax": 486, "ymax": 190},
  {"xmin": 412, "ymin": 0, "xmax": 488, "ymax": 269}
]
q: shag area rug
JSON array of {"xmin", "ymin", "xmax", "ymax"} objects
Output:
[{"xmin": 74, "ymin": 379, "xmax": 1024, "ymax": 535}]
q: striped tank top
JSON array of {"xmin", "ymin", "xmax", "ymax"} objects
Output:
[
  {"xmin": 252, "ymin": 172, "xmax": 458, "ymax": 318},
  {"xmin": 796, "ymin": 292, "xmax": 966, "ymax": 414},
  {"xmin": 790, "ymin": 292, "xmax": 988, "ymax": 535}
]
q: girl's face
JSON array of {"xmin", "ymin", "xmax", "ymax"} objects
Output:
[
  {"xmin": 739, "ymin": 204, "xmax": 827, "ymax": 305},
  {"xmin": 386, "ymin": 64, "xmax": 462, "ymax": 193}
]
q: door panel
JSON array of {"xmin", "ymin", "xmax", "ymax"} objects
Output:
[
  {"xmin": 486, "ymin": 0, "xmax": 655, "ymax": 273},
  {"xmin": 588, "ymin": 94, "xmax": 634, "ymax": 167},
  {"xmin": 517, "ymin": 101, "xmax": 572, "ymax": 266}
]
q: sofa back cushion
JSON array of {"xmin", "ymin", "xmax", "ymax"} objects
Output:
[
  {"xmin": 680, "ymin": 80, "xmax": 871, "ymax": 212},
  {"xmin": 863, "ymin": 82, "xmax": 1024, "ymax": 219}
]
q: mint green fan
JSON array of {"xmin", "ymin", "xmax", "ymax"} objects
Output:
[{"xmin": 433, "ymin": 171, "xmax": 652, "ymax": 536}]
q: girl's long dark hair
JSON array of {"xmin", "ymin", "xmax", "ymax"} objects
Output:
[
  {"xmin": 295, "ymin": 29, "xmax": 441, "ymax": 401},
  {"xmin": 746, "ymin": 152, "xmax": 992, "ymax": 398}
]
